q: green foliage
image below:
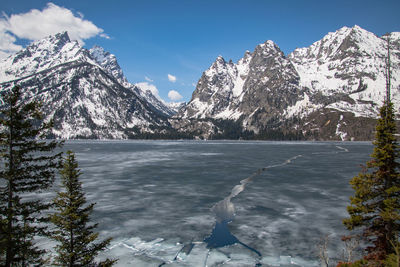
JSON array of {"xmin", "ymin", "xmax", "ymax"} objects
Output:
[
  {"xmin": 209, "ymin": 119, "xmax": 255, "ymax": 140},
  {"xmin": 255, "ymin": 128, "xmax": 305, "ymax": 140},
  {"xmin": 0, "ymin": 85, "xmax": 63, "ymax": 266},
  {"xmin": 129, "ymin": 127, "xmax": 196, "ymax": 140},
  {"xmin": 384, "ymin": 240, "xmax": 400, "ymax": 267},
  {"xmin": 339, "ymin": 259, "xmax": 369, "ymax": 267},
  {"xmin": 337, "ymin": 251, "xmax": 399, "ymax": 267},
  {"xmin": 343, "ymin": 102, "xmax": 400, "ymax": 261},
  {"xmin": 385, "ymin": 254, "xmax": 399, "ymax": 267},
  {"xmin": 50, "ymin": 151, "xmax": 116, "ymax": 266}
]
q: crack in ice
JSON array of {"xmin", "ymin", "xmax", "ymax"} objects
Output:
[
  {"xmin": 203, "ymin": 154, "xmax": 303, "ymax": 267},
  {"xmin": 158, "ymin": 145, "xmax": 349, "ymax": 266},
  {"xmin": 210, "ymin": 154, "xmax": 303, "ymax": 224}
]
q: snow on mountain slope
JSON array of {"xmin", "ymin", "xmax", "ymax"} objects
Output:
[
  {"xmin": 1, "ymin": 26, "xmax": 399, "ymax": 140},
  {"xmin": 237, "ymin": 40, "xmax": 302, "ymax": 131},
  {"xmin": 0, "ymin": 32, "xmax": 88, "ymax": 82},
  {"xmin": 134, "ymin": 83, "xmax": 177, "ymax": 117},
  {"xmin": 166, "ymin": 101, "xmax": 185, "ymax": 113},
  {"xmin": 232, "ymin": 51, "xmax": 252, "ymax": 98},
  {"xmin": 89, "ymin": 45, "xmax": 129, "ymax": 86},
  {"xmin": 181, "ymin": 51, "xmax": 252, "ymax": 120},
  {"xmin": 179, "ymin": 39, "xmax": 302, "ymax": 124},
  {"xmin": 0, "ymin": 32, "xmax": 171, "ymax": 139},
  {"xmin": 289, "ymin": 25, "xmax": 400, "ymax": 118},
  {"xmin": 175, "ymin": 25, "xmax": 400, "ymax": 140},
  {"xmin": 88, "ymin": 45, "xmax": 176, "ymax": 117}
]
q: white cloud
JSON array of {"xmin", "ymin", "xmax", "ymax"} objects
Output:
[
  {"xmin": 99, "ymin": 33, "xmax": 110, "ymax": 39},
  {"xmin": 0, "ymin": 3, "xmax": 108, "ymax": 59},
  {"xmin": 136, "ymin": 82, "xmax": 160, "ymax": 99},
  {"xmin": 168, "ymin": 74, "xmax": 177, "ymax": 83},
  {"xmin": 0, "ymin": 31, "xmax": 23, "ymax": 56},
  {"xmin": 145, "ymin": 76, "xmax": 153, "ymax": 82},
  {"xmin": 168, "ymin": 90, "xmax": 183, "ymax": 101}
]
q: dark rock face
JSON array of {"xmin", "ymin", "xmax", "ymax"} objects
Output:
[
  {"xmin": 175, "ymin": 26, "xmax": 400, "ymax": 140},
  {"xmin": 237, "ymin": 41, "xmax": 302, "ymax": 133}
]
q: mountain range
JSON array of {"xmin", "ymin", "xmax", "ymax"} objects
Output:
[
  {"xmin": 173, "ymin": 26, "xmax": 400, "ymax": 140},
  {"xmin": 0, "ymin": 26, "xmax": 399, "ymax": 140},
  {"xmin": 0, "ymin": 32, "xmax": 175, "ymax": 139}
]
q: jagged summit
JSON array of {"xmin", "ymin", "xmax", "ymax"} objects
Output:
[
  {"xmin": 208, "ymin": 55, "xmax": 230, "ymax": 74},
  {"xmin": 89, "ymin": 45, "xmax": 128, "ymax": 85},
  {"xmin": 54, "ymin": 31, "xmax": 71, "ymax": 44},
  {"xmin": 0, "ymin": 31, "xmax": 86, "ymax": 83},
  {"xmin": 174, "ymin": 25, "xmax": 400, "ymax": 140},
  {"xmin": 89, "ymin": 45, "xmax": 110, "ymax": 63},
  {"xmin": 1, "ymin": 26, "xmax": 398, "ymax": 140},
  {"xmin": 257, "ymin": 40, "xmax": 282, "ymax": 52},
  {"xmin": 241, "ymin": 50, "xmax": 252, "ymax": 59},
  {"xmin": 289, "ymin": 25, "xmax": 386, "ymax": 62},
  {"xmin": 0, "ymin": 31, "xmax": 174, "ymax": 139},
  {"xmin": 30, "ymin": 31, "xmax": 72, "ymax": 52}
]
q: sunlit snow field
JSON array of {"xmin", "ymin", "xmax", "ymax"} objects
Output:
[{"xmin": 46, "ymin": 140, "xmax": 372, "ymax": 266}]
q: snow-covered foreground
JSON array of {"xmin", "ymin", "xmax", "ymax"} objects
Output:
[{"xmin": 39, "ymin": 140, "xmax": 372, "ymax": 266}]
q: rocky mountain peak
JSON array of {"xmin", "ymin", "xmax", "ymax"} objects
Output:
[
  {"xmin": 339, "ymin": 25, "xmax": 386, "ymax": 57},
  {"xmin": 89, "ymin": 45, "xmax": 110, "ymax": 61},
  {"xmin": 207, "ymin": 56, "xmax": 227, "ymax": 74},
  {"xmin": 203, "ymin": 55, "xmax": 235, "ymax": 79},
  {"xmin": 216, "ymin": 55, "xmax": 225, "ymax": 62},
  {"xmin": 289, "ymin": 25, "xmax": 385, "ymax": 63},
  {"xmin": 1, "ymin": 26, "xmax": 398, "ymax": 141},
  {"xmin": 0, "ymin": 31, "xmax": 178, "ymax": 138},
  {"xmin": 386, "ymin": 32, "xmax": 400, "ymax": 49},
  {"xmin": 89, "ymin": 45, "xmax": 128, "ymax": 85},
  {"xmin": 255, "ymin": 40, "xmax": 284, "ymax": 56},
  {"xmin": 349, "ymin": 25, "xmax": 375, "ymax": 37},
  {"xmin": 28, "ymin": 31, "xmax": 75, "ymax": 56},
  {"xmin": 0, "ymin": 31, "xmax": 85, "ymax": 82},
  {"xmin": 54, "ymin": 31, "xmax": 71, "ymax": 45},
  {"xmin": 249, "ymin": 39, "xmax": 291, "ymax": 77},
  {"xmin": 238, "ymin": 50, "xmax": 252, "ymax": 66},
  {"xmin": 175, "ymin": 25, "xmax": 400, "ymax": 140}
]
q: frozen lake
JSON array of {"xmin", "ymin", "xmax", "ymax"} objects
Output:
[{"xmin": 57, "ymin": 140, "xmax": 372, "ymax": 266}]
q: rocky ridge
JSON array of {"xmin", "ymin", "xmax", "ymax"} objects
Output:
[
  {"xmin": 0, "ymin": 32, "xmax": 175, "ymax": 139},
  {"xmin": 173, "ymin": 25, "xmax": 400, "ymax": 140},
  {"xmin": 1, "ymin": 26, "xmax": 399, "ymax": 140}
]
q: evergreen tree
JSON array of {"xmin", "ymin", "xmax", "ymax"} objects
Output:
[
  {"xmin": 0, "ymin": 85, "xmax": 63, "ymax": 266},
  {"xmin": 50, "ymin": 150, "xmax": 115, "ymax": 267},
  {"xmin": 343, "ymin": 39, "xmax": 400, "ymax": 262}
]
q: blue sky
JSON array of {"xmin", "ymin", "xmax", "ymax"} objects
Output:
[{"xmin": 1, "ymin": 0, "xmax": 399, "ymax": 103}]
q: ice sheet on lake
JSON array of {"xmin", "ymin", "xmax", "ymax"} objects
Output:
[
  {"xmin": 56, "ymin": 141, "xmax": 366, "ymax": 267},
  {"xmin": 100, "ymin": 237, "xmax": 318, "ymax": 266}
]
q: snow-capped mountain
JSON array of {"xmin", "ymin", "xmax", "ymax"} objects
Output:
[
  {"xmin": 174, "ymin": 25, "xmax": 400, "ymax": 140},
  {"xmin": 1, "ymin": 26, "xmax": 398, "ymax": 140},
  {"xmin": 166, "ymin": 101, "xmax": 186, "ymax": 113},
  {"xmin": 134, "ymin": 83, "xmax": 178, "ymax": 117},
  {"xmin": 89, "ymin": 45, "xmax": 129, "ymax": 86},
  {"xmin": 0, "ymin": 32, "xmax": 86, "ymax": 82},
  {"xmin": 0, "ymin": 32, "xmax": 173, "ymax": 139},
  {"xmin": 288, "ymin": 26, "xmax": 398, "ymax": 117},
  {"xmin": 87, "ymin": 45, "xmax": 176, "ymax": 117}
]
